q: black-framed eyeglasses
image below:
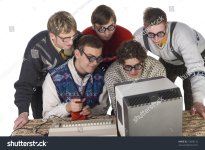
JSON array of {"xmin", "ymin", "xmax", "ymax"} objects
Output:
[
  {"xmin": 80, "ymin": 48, "xmax": 103, "ymax": 64},
  {"xmin": 123, "ymin": 63, "xmax": 143, "ymax": 72},
  {"xmin": 95, "ymin": 24, "xmax": 116, "ymax": 33},
  {"xmin": 57, "ymin": 33, "xmax": 78, "ymax": 42},
  {"xmin": 147, "ymin": 31, "xmax": 166, "ymax": 38}
]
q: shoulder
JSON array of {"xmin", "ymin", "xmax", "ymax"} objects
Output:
[
  {"xmin": 26, "ymin": 30, "xmax": 49, "ymax": 50},
  {"xmin": 133, "ymin": 26, "xmax": 145, "ymax": 43},
  {"xmin": 105, "ymin": 61, "xmax": 122, "ymax": 79},
  {"xmin": 114, "ymin": 25, "xmax": 133, "ymax": 38},
  {"xmin": 170, "ymin": 22, "xmax": 194, "ymax": 35},
  {"xmin": 116, "ymin": 25, "xmax": 132, "ymax": 34},
  {"xmin": 29, "ymin": 30, "xmax": 49, "ymax": 44},
  {"xmin": 49, "ymin": 61, "xmax": 68, "ymax": 74},
  {"xmin": 133, "ymin": 26, "xmax": 144, "ymax": 38},
  {"xmin": 142, "ymin": 56, "xmax": 166, "ymax": 77},
  {"xmin": 144, "ymin": 56, "xmax": 164, "ymax": 69},
  {"xmin": 82, "ymin": 26, "xmax": 95, "ymax": 35}
]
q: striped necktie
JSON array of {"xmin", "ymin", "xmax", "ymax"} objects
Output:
[{"xmin": 59, "ymin": 49, "xmax": 68, "ymax": 60}]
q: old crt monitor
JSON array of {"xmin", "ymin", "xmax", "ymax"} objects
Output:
[{"xmin": 115, "ymin": 77, "xmax": 183, "ymax": 136}]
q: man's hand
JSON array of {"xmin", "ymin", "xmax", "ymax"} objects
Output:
[
  {"xmin": 66, "ymin": 98, "xmax": 84, "ymax": 112},
  {"xmin": 80, "ymin": 105, "xmax": 91, "ymax": 116},
  {"xmin": 13, "ymin": 112, "xmax": 29, "ymax": 129},
  {"xmin": 191, "ymin": 102, "xmax": 205, "ymax": 119}
]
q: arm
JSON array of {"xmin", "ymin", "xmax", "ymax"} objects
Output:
[
  {"xmin": 42, "ymin": 74, "xmax": 69, "ymax": 119},
  {"xmin": 104, "ymin": 67, "xmax": 119, "ymax": 115},
  {"xmin": 173, "ymin": 23, "xmax": 205, "ymax": 117},
  {"xmin": 91, "ymin": 85, "xmax": 110, "ymax": 116},
  {"xmin": 144, "ymin": 56, "xmax": 166, "ymax": 78},
  {"xmin": 14, "ymin": 46, "xmax": 43, "ymax": 129}
]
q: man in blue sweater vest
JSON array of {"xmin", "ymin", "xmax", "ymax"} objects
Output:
[{"xmin": 42, "ymin": 35, "xmax": 109, "ymax": 119}]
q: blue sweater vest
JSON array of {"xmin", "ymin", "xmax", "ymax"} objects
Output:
[{"xmin": 49, "ymin": 62, "xmax": 104, "ymax": 108}]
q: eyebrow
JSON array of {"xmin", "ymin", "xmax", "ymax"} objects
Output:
[
  {"xmin": 83, "ymin": 51, "xmax": 101, "ymax": 58},
  {"xmin": 96, "ymin": 23, "xmax": 115, "ymax": 27}
]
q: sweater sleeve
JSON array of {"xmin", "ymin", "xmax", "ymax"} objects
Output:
[
  {"xmin": 42, "ymin": 73, "xmax": 69, "ymax": 119},
  {"xmin": 91, "ymin": 85, "xmax": 110, "ymax": 116},
  {"xmin": 104, "ymin": 63, "xmax": 120, "ymax": 115},
  {"xmin": 14, "ymin": 46, "xmax": 43, "ymax": 115},
  {"xmin": 173, "ymin": 23, "xmax": 205, "ymax": 103},
  {"xmin": 144, "ymin": 56, "xmax": 167, "ymax": 78}
]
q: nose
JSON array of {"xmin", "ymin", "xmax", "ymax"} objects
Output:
[
  {"xmin": 129, "ymin": 68, "xmax": 137, "ymax": 75},
  {"xmin": 104, "ymin": 29, "xmax": 111, "ymax": 35},
  {"xmin": 69, "ymin": 39, "xmax": 74, "ymax": 45},
  {"xmin": 92, "ymin": 60, "xmax": 98, "ymax": 65},
  {"xmin": 152, "ymin": 36, "xmax": 160, "ymax": 43}
]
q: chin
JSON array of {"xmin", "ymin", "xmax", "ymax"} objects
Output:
[
  {"xmin": 129, "ymin": 74, "xmax": 139, "ymax": 78},
  {"xmin": 87, "ymin": 68, "xmax": 95, "ymax": 74},
  {"xmin": 102, "ymin": 37, "xmax": 111, "ymax": 41},
  {"xmin": 65, "ymin": 46, "xmax": 72, "ymax": 49}
]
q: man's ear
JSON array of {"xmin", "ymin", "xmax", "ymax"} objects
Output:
[
  {"xmin": 49, "ymin": 32, "xmax": 56, "ymax": 40},
  {"xmin": 92, "ymin": 25, "xmax": 95, "ymax": 30},
  {"xmin": 74, "ymin": 49, "xmax": 81, "ymax": 59}
]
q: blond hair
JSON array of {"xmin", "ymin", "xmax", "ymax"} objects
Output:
[{"xmin": 47, "ymin": 11, "xmax": 77, "ymax": 35}]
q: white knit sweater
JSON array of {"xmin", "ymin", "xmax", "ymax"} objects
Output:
[{"xmin": 134, "ymin": 22, "xmax": 205, "ymax": 104}]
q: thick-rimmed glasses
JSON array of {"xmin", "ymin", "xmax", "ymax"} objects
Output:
[
  {"xmin": 123, "ymin": 63, "xmax": 143, "ymax": 72},
  {"xmin": 95, "ymin": 24, "xmax": 116, "ymax": 33},
  {"xmin": 57, "ymin": 33, "xmax": 78, "ymax": 42},
  {"xmin": 147, "ymin": 31, "xmax": 165, "ymax": 38},
  {"xmin": 80, "ymin": 48, "xmax": 103, "ymax": 64}
]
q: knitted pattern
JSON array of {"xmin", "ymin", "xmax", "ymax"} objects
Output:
[
  {"xmin": 105, "ymin": 56, "xmax": 166, "ymax": 114},
  {"xmin": 49, "ymin": 62, "xmax": 104, "ymax": 108}
]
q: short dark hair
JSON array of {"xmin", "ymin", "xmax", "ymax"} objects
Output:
[
  {"xmin": 77, "ymin": 35, "xmax": 103, "ymax": 51},
  {"xmin": 143, "ymin": 7, "xmax": 167, "ymax": 28},
  {"xmin": 91, "ymin": 5, "xmax": 116, "ymax": 25},
  {"xmin": 117, "ymin": 40, "xmax": 147, "ymax": 64}
]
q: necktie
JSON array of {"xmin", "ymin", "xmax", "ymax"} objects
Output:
[{"xmin": 59, "ymin": 49, "xmax": 68, "ymax": 60}]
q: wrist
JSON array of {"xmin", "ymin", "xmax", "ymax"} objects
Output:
[{"xmin": 66, "ymin": 103, "xmax": 72, "ymax": 113}]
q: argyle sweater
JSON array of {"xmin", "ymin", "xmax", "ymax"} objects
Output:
[
  {"xmin": 49, "ymin": 61, "xmax": 104, "ymax": 108},
  {"xmin": 43, "ymin": 58, "xmax": 109, "ymax": 118}
]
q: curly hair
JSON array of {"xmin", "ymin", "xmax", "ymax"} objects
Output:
[{"xmin": 117, "ymin": 40, "xmax": 147, "ymax": 64}]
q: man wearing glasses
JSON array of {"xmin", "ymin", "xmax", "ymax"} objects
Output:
[
  {"xmin": 105, "ymin": 40, "xmax": 166, "ymax": 115},
  {"xmin": 82, "ymin": 5, "xmax": 133, "ymax": 71},
  {"xmin": 134, "ymin": 7, "xmax": 205, "ymax": 118},
  {"xmin": 42, "ymin": 35, "xmax": 109, "ymax": 119},
  {"xmin": 14, "ymin": 11, "xmax": 81, "ymax": 129}
]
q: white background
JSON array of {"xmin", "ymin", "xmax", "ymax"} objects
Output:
[{"xmin": 0, "ymin": 0, "xmax": 204, "ymax": 136}]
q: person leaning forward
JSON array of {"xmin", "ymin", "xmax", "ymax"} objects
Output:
[
  {"xmin": 42, "ymin": 35, "xmax": 109, "ymax": 119},
  {"xmin": 14, "ymin": 11, "xmax": 82, "ymax": 129},
  {"xmin": 134, "ymin": 7, "xmax": 205, "ymax": 118},
  {"xmin": 82, "ymin": 4, "xmax": 133, "ymax": 71}
]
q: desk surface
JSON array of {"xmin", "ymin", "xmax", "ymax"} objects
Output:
[{"xmin": 12, "ymin": 112, "xmax": 205, "ymax": 136}]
